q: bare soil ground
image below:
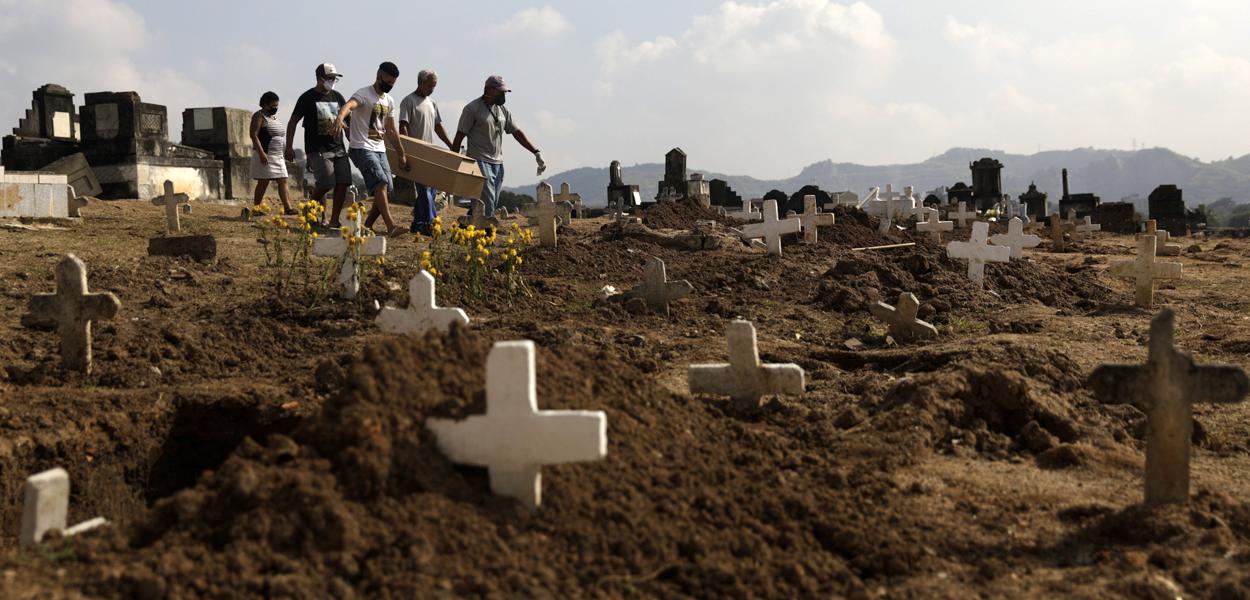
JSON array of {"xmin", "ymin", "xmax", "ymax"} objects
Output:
[{"xmin": 0, "ymin": 197, "xmax": 1248, "ymax": 598}]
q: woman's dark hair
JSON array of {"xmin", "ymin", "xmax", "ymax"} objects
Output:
[{"xmin": 259, "ymin": 91, "xmax": 279, "ymax": 107}]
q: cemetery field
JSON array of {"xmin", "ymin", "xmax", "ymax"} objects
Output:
[{"xmin": 3, "ymin": 198, "xmax": 1250, "ymax": 598}]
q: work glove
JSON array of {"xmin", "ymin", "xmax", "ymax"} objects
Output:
[{"xmin": 535, "ymin": 151, "xmax": 547, "ymax": 176}]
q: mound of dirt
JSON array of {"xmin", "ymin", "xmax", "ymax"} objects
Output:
[{"xmin": 642, "ymin": 199, "xmax": 741, "ymax": 229}]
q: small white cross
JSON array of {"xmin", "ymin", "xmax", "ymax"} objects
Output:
[
  {"xmin": 534, "ymin": 182, "xmax": 559, "ymax": 247},
  {"xmin": 151, "ymin": 180, "xmax": 190, "ymax": 234},
  {"xmin": 313, "ymin": 205, "xmax": 387, "ymax": 299},
  {"xmin": 948, "ymin": 201, "xmax": 978, "ymax": 229},
  {"xmin": 797, "ymin": 195, "xmax": 834, "ymax": 244},
  {"xmin": 1109, "ymin": 234, "xmax": 1182, "ymax": 308},
  {"xmin": 20, "ymin": 468, "xmax": 108, "ymax": 548},
  {"xmin": 869, "ymin": 292, "xmax": 938, "ymax": 341},
  {"xmin": 1089, "ymin": 309, "xmax": 1249, "ymax": 505},
  {"xmin": 688, "ymin": 320, "xmax": 805, "ymax": 409},
  {"xmin": 1144, "ymin": 220, "xmax": 1182, "ymax": 256},
  {"xmin": 376, "ymin": 270, "xmax": 469, "ymax": 334},
  {"xmin": 27, "ymin": 254, "xmax": 121, "ymax": 373},
  {"xmin": 989, "ymin": 217, "xmax": 1041, "ymax": 260},
  {"xmin": 946, "ymin": 221, "xmax": 1010, "ymax": 289},
  {"xmin": 727, "ymin": 203, "xmax": 762, "ymax": 222},
  {"xmin": 625, "ymin": 256, "xmax": 693, "ymax": 315},
  {"xmin": 427, "ymin": 341, "xmax": 608, "ymax": 509},
  {"xmin": 740, "ymin": 199, "xmax": 801, "ymax": 256},
  {"xmin": 915, "ymin": 207, "xmax": 953, "ymax": 244},
  {"xmin": 1073, "ymin": 216, "xmax": 1101, "ymax": 241}
]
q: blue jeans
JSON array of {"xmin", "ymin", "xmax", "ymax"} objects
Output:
[
  {"xmin": 476, "ymin": 160, "xmax": 504, "ymax": 218},
  {"xmin": 409, "ymin": 182, "xmax": 437, "ymax": 232},
  {"xmin": 349, "ymin": 148, "xmax": 393, "ymax": 197}
]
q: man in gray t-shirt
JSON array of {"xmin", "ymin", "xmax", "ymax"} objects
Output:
[
  {"xmin": 398, "ymin": 69, "xmax": 454, "ymax": 234},
  {"xmin": 452, "ymin": 75, "xmax": 546, "ymax": 219}
]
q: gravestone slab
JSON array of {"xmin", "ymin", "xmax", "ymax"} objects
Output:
[
  {"xmin": 1108, "ymin": 234, "xmax": 1182, "ymax": 308},
  {"xmin": 623, "ymin": 257, "xmax": 693, "ymax": 315},
  {"xmin": 427, "ymin": 340, "xmax": 608, "ymax": 509},
  {"xmin": 27, "ymin": 254, "xmax": 121, "ymax": 373},
  {"xmin": 989, "ymin": 217, "xmax": 1041, "ymax": 260},
  {"xmin": 688, "ymin": 320, "xmax": 805, "ymax": 409},
  {"xmin": 869, "ymin": 292, "xmax": 938, "ymax": 341},
  {"xmin": 1089, "ymin": 309, "xmax": 1249, "ymax": 504},
  {"xmin": 376, "ymin": 270, "xmax": 469, "ymax": 334},
  {"xmin": 946, "ymin": 221, "xmax": 1010, "ymax": 289},
  {"xmin": 147, "ymin": 234, "xmax": 216, "ymax": 261},
  {"xmin": 20, "ymin": 468, "xmax": 109, "ymax": 548}
]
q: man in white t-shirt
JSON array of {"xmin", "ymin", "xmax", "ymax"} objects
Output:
[
  {"xmin": 331, "ymin": 61, "xmax": 409, "ymax": 236},
  {"xmin": 398, "ymin": 68, "xmax": 453, "ymax": 235}
]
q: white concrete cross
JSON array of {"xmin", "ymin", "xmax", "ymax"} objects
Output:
[
  {"xmin": 856, "ymin": 186, "xmax": 880, "ymax": 209},
  {"xmin": 741, "ymin": 199, "xmax": 801, "ymax": 256},
  {"xmin": 869, "ymin": 292, "xmax": 938, "ymax": 341},
  {"xmin": 624, "ymin": 256, "xmax": 693, "ymax": 315},
  {"xmin": 313, "ymin": 205, "xmax": 387, "ymax": 299},
  {"xmin": 948, "ymin": 201, "xmax": 978, "ymax": 229},
  {"xmin": 688, "ymin": 320, "xmax": 805, "ymax": 409},
  {"xmin": 1144, "ymin": 220, "xmax": 1182, "ymax": 256},
  {"xmin": 534, "ymin": 182, "xmax": 559, "ymax": 247},
  {"xmin": 150, "ymin": 180, "xmax": 190, "ymax": 234},
  {"xmin": 946, "ymin": 221, "xmax": 1010, "ymax": 289},
  {"xmin": 866, "ymin": 192, "xmax": 912, "ymax": 235},
  {"xmin": 376, "ymin": 270, "xmax": 469, "ymax": 335},
  {"xmin": 915, "ymin": 207, "xmax": 953, "ymax": 244},
  {"xmin": 28, "ymin": 254, "xmax": 121, "ymax": 373},
  {"xmin": 20, "ymin": 468, "xmax": 108, "ymax": 548},
  {"xmin": 427, "ymin": 340, "xmax": 607, "ymax": 509},
  {"xmin": 727, "ymin": 202, "xmax": 762, "ymax": 222},
  {"xmin": 878, "ymin": 184, "xmax": 901, "ymax": 205},
  {"xmin": 797, "ymin": 195, "xmax": 835, "ymax": 244},
  {"xmin": 902, "ymin": 186, "xmax": 927, "ymax": 220},
  {"xmin": 1074, "ymin": 216, "xmax": 1101, "ymax": 242},
  {"xmin": 1089, "ymin": 309, "xmax": 1249, "ymax": 505},
  {"xmin": 989, "ymin": 217, "xmax": 1041, "ymax": 260},
  {"xmin": 1109, "ymin": 234, "xmax": 1182, "ymax": 308},
  {"xmin": 556, "ymin": 182, "xmax": 583, "ymax": 219}
]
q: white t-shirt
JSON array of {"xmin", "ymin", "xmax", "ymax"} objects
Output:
[
  {"xmin": 347, "ymin": 85, "xmax": 395, "ymax": 152},
  {"xmin": 399, "ymin": 92, "xmax": 441, "ymax": 144}
]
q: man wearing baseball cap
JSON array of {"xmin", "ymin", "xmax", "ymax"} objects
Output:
[
  {"xmin": 286, "ymin": 63, "xmax": 350, "ymax": 228},
  {"xmin": 451, "ymin": 75, "xmax": 546, "ymax": 220}
]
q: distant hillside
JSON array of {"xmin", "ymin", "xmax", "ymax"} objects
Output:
[{"xmin": 509, "ymin": 147, "xmax": 1250, "ymax": 208}]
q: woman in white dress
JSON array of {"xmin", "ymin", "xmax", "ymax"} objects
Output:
[{"xmin": 250, "ymin": 91, "xmax": 294, "ymax": 214}]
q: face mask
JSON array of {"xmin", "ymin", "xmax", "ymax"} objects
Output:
[
  {"xmin": 494, "ymin": 93, "xmax": 507, "ymax": 106},
  {"xmin": 323, "ymin": 78, "xmax": 337, "ymax": 91},
  {"xmin": 264, "ymin": 106, "xmax": 278, "ymax": 116},
  {"xmin": 377, "ymin": 80, "xmax": 394, "ymax": 94}
]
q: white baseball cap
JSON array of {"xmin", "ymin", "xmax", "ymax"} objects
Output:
[{"xmin": 316, "ymin": 63, "xmax": 342, "ymax": 79}]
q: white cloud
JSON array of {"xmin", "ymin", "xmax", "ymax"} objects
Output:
[
  {"xmin": 480, "ymin": 6, "xmax": 570, "ymax": 39},
  {"xmin": 1031, "ymin": 30, "xmax": 1134, "ymax": 71},
  {"xmin": 596, "ymin": 31, "xmax": 678, "ymax": 75},
  {"xmin": 942, "ymin": 16, "xmax": 1024, "ymax": 68},
  {"xmin": 532, "ymin": 109, "xmax": 576, "ymax": 136}
]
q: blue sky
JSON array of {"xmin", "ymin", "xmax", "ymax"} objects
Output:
[{"xmin": 2, "ymin": 0, "xmax": 1248, "ymax": 187}]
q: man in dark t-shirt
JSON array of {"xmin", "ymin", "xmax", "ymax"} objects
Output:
[{"xmin": 285, "ymin": 62, "xmax": 351, "ymax": 228}]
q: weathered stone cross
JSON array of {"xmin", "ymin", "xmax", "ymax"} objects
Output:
[
  {"xmin": 555, "ymin": 182, "xmax": 583, "ymax": 219},
  {"xmin": 688, "ymin": 320, "xmax": 805, "ymax": 409},
  {"xmin": 741, "ymin": 199, "xmax": 801, "ymax": 256},
  {"xmin": 427, "ymin": 340, "xmax": 607, "ymax": 509},
  {"xmin": 313, "ymin": 206, "xmax": 387, "ymax": 299},
  {"xmin": 1108, "ymin": 233, "xmax": 1182, "ymax": 308},
  {"xmin": 28, "ymin": 254, "xmax": 121, "ymax": 373},
  {"xmin": 1088, "ymin": 309, "xmax": 1249, "ymax": 505},
  {"xmin": 534, "ymin": 182, "xmax": 559, "ymax": 247},
  {"xmin": 948, "ymin": 201, "xmax": 978, "ymax": 229},
  {"xmin": 727, "ymin": 202, "xmax": 762, "ymax": 222},
  {"xmin": 1073, "ymin": 216, "xmax": 1101, "ymax": 242},
  {"xmin": 867, "ymin": 191, "xmax": 911, "ymax": 235},
  {"xmin": 151, "ymin": 180, "xmax": 190, "ymax": 234},
  {"xmin": 915, "ymin": 207, "xmax": 953, "ymax": 244},
  {"xmin": 624, "ymin": 256, "xmax": 693, "ymax": 315},
  {"xmin": 1144, "ymin": 220, "xmax": 1182, "ymax": 256},
  {"xmin": 869, "ymin": 292, "xmax": 938, "ymax": 341},
  {"xmin": 989, "ymin": 216, "xmax": 1041, "ymax": 260},
  {"xmin": 20, "ymin": 468, "xmax": 108, "ymax": 548},
  {"xmin": 376, "ymin": 270, "xmax": 470, "ymax": 335},
  {"xmin": 797, "ymin": 195, "xmax": 835, "ymax": 244},
  {"xmin": 946, "ymin": 221, "xmax": 1010, "ymax": 290},
  {"xmin": 1048, "ymin": 214, "xmax": 1074, "ymax": 251}
]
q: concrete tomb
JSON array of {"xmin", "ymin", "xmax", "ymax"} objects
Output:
[
  {"xmin": 797, "ymin": 195, "xmax": 834, "ymax": 244},
  {"xmin": 1108, "ymin": 234, "xmax": 1182, "ymax": 308},
  {"xmin": 427, "ymin": 340, "xmax": 608, "ymax": 509},
  {"xmin": 969, "ymin": 157, "xmax": 1004, "ymax": 212},
  {"xmin": 181, "ymin": 106, "xmax": 300, "ymax": 201},
  {"xmin": 869, "ymin": 292, "xmax": 938, "ymax": 341},
  {"xmin": 2, "ymin": 84, "xmax": 81, "ymax": 171},
  {"xmin": 624, "ymin": 256, "xmax": 693, "ymax": 315},
  {"xmin": 20, "ymin": 468, "xmax": 108, "ymax": 548},
  {"xmin": 946, "ymin": 221, "xmax": 1010, "ymax": 290},
  {"xmin": 1088, "ymin": 309, "xmax": 1249, "ymax": 505},
  {"xmin": 27, "ymin": 254, "xmax": 121, "ymax": 373},
  {"xmin": 1148, "ymin": 185, "xmax": 1186, "ymax": 237},
  {"xmin": 606, "ymin": 160, "xmax": 640, "ymax": 214},
  {"xmin": 43, "ymin": 153, "xmax": 102, "ymax": 209},
  {"xmin": 710, "ymin": 178, "xmax": 744, "ymax": 210},
  {"xmin": 989, "ymin": 217, "xmax": 1041, "ymax": 260},
  {"xmin": 688, "ymin": 320, "xmax": 805, "ymax": 409},
  {"xmin": 1096, "ymin": 201, "xmax": 1138, "ymax": 234},
  {"xmin": 948, "ymin": 201, "xmax": 979, "ymax": 229},
  {"xmin": 313, "ymin": 206, "xmax": 387, "ymax": 299},
  {"xmin": 740, "ymin": 199, "xmax": 801, "ymax": 256},
  {"xmin": 1019, "ymin": 182, "xmax": 1048, "ymax": 221},
  {"xmin": 376, "ymin": 270, "xmax": 469, "ymax": 335},
  {"xmin": 1057, "ymin": 168, "xmax": 1100, "ymax": 219},
  {"xmin": 0, "ymin": 167, "xmax": 70, "ymax": 218},
  {"xmin": 915, "ymin": 206, "xmax": 953, "ymax": 244}
]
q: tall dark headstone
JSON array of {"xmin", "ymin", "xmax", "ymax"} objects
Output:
[
  {"xmin": 969, "ymin": 157, "xmax": 1003, "ymax": 212},
  {"xmin": 763, "ymin": 189, "xmax": 788, "ymax": 208},
  {"xmin": 1096, "ymin": 202, "xmax": 1138, "ymax": 234},
  {"xmin": 1019, "ymin": 182, "xmax": 1048, "ymax": 220},
  {"xmin": 607, "ymin": 160, "xmax": 640, "ymax": 212},
  {"xmin": 1148, "ymin": 185, "xmax": 1186, "ymax": 236},
  {"xmin": 1057, "ymin": 168, "xmax": 1100, "ymax": 219},
  {"xmin": 656, "ymin": 147, "xmax": 687, "ymax": 199},
  {"xmin": 2, "ymin": 84, "xmax": 82, "ymax": 170},
  {"xmin": 786, "ymin": 185, "xmax": 832, "ymax": 215},
  {"xmin": 947, "ymin": 181, "xmax": 974, "ymax": 207},
  {"xmin": 709, "ymin": 178, "xmax": 742, "ymax": 210}
]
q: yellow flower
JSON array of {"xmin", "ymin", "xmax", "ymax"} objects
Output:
[
  {"xmin": 476, "ymin": 257, "xmax": 485, "ymax": 265},
  {"xmin": 516, "ymin": 256, "xmax": 523, "ymax": 265},
  {"xmin": 421, "ymin": 251, "xmax": 431, "ymax": 259}
]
